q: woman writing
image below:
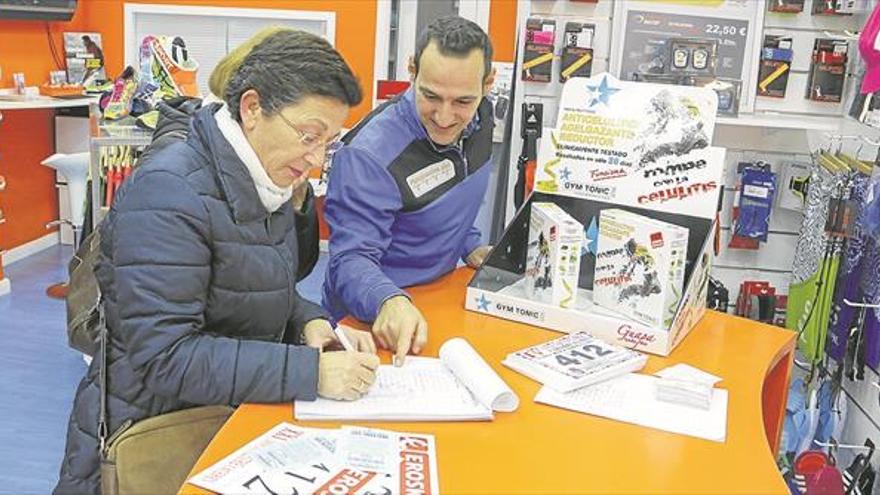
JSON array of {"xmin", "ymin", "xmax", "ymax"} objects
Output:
[{"xmin": 55, "ymin": 30, "xmax": 378, "ymax": 494}]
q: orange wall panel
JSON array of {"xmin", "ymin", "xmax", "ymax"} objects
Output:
[
  {"xmin": 489, "ymin": 0, "xmax": 517, "ymax": 63},
  {"xmin": 0, "ymin": 110, "xmax": 59, "ymax": 251},
  {"xmin": 0, "ymin": 12, "xmax": 90, "ymax": 88},
  {"xmin": 77, "ymin": 0, "xmax": 378, "ymax": 126},
  {"xmin": 0, "ymin": 12, "xmax": 89, "ymax": 254}
]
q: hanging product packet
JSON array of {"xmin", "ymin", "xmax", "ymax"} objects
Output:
[
  {"xmin": 854, "ymin": 255, "xmax": 878, "ymax": 372},
  {"xmin": 735, "ymin": 166, "xmax": 777, "ymax": 241},
  {"xmin": 827, "ymin": 174, "xmax": 870, "ymax": 362},
  {"xmin": 787, "ymin": 161, "xmax": 848, "ymax": 363},
  {"xmin": 858, "ymin": 171, "xmax": 880, "ymax": 369},
  {"xmin": 729, "ymin": 162, "xmax": 761, "ymax": 250}
]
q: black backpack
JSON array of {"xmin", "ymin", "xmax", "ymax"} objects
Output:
[{"xmin": 66, "ymin": 229, "xmax": 102, "ymax": 356}]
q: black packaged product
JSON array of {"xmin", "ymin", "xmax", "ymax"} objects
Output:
[
  {"xmin": 812, "ymin": 0, "xmax": 851, "ymax": 15},
  {"xmin": 767, "ymin": 0, "xmax": 805, "ymax": 12},
  {"xmin": 806, "ymin": 38, "xmax": 848, "ymax": 102},
  {"xmin": 849, "ymin": 90, "xmax": 880, "ymax": 127},
  {"xmin": 522, "ymin": 18, "xmax": 555, "ymax": 83},
  {"xmin": 559, "ymin": 22, "xmax": 594, "ymax": 82},
  {"xmin": 757, "ymin": 36, "xmax": 794, "ymax": 98}
]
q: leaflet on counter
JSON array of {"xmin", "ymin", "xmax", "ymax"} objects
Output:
[{"xmin": 188, "ymin": 423, "xmax": 439, "ymax": 494}]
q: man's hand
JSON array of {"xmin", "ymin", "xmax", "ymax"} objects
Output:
[
  {"xmin": 373, "ymin": 296, "xmax": 428, "ymax": 367},
  {"xmin": 317, "ymin": 351, "xmax": 379, "ymax": 401},
  {"xmin": 303, "ymin": 320, "xmax": 377, "ymax": 354},
  {"xmin": 465, "ymin": 245, "xmax": 493, "ymax": 269}
]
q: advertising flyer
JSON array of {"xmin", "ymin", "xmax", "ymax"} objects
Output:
[
  {"xmin": 618, "ymin": 10, "xmax": 749, "ymax": 82},
  {"xmin": 189, "ymin": 424, "xmax": 440, "ymax": 495},
  {"xmin": 535, "ymin": 73, "xmax": 724, "ymax": 220}
]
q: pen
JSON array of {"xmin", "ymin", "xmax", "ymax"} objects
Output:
[{"xmin": 332, "ymin": 325, "xmax": 356, "ymax": 352}]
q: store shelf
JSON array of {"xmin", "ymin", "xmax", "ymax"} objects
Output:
[
  {"xmin": 93, "ymin": 124, "xmax": 153, "ymax": 147},
  {"xmin": 0, "ymin": 94, "xmax": 97, "ymax": 111},
  {"xmin": 716, "ymin": 113, "xmax": 842, "ymax": 131},
  {"xmin": 88, "ymin": 123, "xmax": 154, "ymax": 227}
]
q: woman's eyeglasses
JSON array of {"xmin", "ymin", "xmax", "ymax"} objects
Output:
[{"xmin": 277, "ymin": 112, "xmax": 342, "ymax": 164}]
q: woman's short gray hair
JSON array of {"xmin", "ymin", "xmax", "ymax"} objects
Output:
[{"xmin": 224, "ymin": 30, "xmax": 362, "ymax": 122}]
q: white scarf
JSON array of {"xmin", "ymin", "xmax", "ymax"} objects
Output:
[{"xmin": 214, "ymin": 104, "xmax": 292, "ymax": 213}]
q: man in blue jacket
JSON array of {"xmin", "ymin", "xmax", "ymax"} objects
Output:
[{"xmin": 323, "ymin": 16, "xmax": 495, "ymax": 365}]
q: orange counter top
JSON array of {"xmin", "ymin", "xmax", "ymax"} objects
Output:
[{"xmin": 182, "ymin": 267, "xmax": 795, "ymax": 494}]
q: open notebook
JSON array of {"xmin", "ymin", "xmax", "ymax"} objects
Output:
[{"xmin": 295, "ymin": 338, "xmax": 519, "ymax": 421}]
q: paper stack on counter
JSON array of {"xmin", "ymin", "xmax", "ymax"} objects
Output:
[
  {"xmin": 653, "ymin": 363, "xmax": 723, "ymax": 410},
  {"xmin": 654, "ymin": 377, "xmax": 714, "ymax": 410},
  {"xmin": 534, "ymin": 363, "xmax": 727, "ymax": 442}
]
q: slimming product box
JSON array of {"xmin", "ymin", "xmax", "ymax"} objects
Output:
[
  {"xmin": 593, "ymin": 209, "xmax": 688, "ymax": 329},
  {"xmin": 525, "ymin": 202, "xmax": 584, "ymax": 308}
]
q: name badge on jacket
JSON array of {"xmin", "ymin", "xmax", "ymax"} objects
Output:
[{"xmin": 406, "ymin": 159, "xmax": 456, "ymax": 198}]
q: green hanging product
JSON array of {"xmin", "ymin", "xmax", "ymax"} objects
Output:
[{"xmin": 786, "ymin": 158, "xmax": 849, "ymax": 363}]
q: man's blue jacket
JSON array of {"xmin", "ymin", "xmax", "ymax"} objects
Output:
[{"xmin": 322, "ymin": 88, "xmax": 494, "ymax": 321}]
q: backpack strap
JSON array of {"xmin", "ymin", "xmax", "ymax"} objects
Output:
[{"xmin": 97, "ymin": 296, "xmax": 109, "ymax": 455}]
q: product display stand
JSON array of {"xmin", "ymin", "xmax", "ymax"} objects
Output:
[{"xmin": 467, "ymin": 73, "xmax": 725, "ymax": 356}]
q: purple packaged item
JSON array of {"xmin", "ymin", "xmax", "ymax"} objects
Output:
[
  {"xmin": 862, "ymin": 173, "xmax": 880, "ymax": 369},
  {"xmin": 859, "ymin": 237, "xmax": 880, "ymax": 370},
  {"xmin": 827, "ymin": 175, "xmax": 870, "ymax": 361}
]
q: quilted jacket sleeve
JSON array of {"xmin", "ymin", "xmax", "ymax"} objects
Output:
[{"xmin": 112, "ymin": 169, "xmax": 319, "ymax": 404}]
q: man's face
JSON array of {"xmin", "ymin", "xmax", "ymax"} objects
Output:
[{"xmin": 410, "ymin": 41, "xmax": 494, "ymax": 146}]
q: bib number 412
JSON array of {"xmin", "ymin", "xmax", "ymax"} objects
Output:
[{"xmin": 554, "ymin": 344, "xmax": 613, "ymax": 366}]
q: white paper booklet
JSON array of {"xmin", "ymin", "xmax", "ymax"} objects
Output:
[
  {"xmin": 535, "ymin": 372, "xmax": 728, "ymax": 442},
  {"xmin": 502, "ymin": 332, "xmax": 647, "ymax": 392},
  {"xmin": 189, "ymin": 423, "xmax": 441, "ymax": 494},
  {"xmin": 296, "ymin": 337, "xmax": 519, "ymax": 421}
]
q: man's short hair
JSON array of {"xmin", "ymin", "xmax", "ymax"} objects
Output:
[
  {"xmin": 414, "ymin": 15, "xmax": 493, "ymax": 80},
  {"xmin": 224, "ymin": 30, "xmax": 363, "ymax": 122}
]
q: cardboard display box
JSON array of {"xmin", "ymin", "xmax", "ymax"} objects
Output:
[
  {"xmin": 594, "ymin": 209, "xmax": 689, "ymax": 329},
  {"xmin": 525, "ymin": 202, "xmax": 584, "ymax": 308},
  {"xmin": 467, "ymin": 73, "xmax": 724, "ymax": 356}
]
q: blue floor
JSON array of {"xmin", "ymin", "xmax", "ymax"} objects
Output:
[
  {"xmin": 0, "ymin": 245, "xmax": 85, "ymax": 493},
  {"xmin": 0, "ymin": 244, "xmax": 329, "ymax": 493}
]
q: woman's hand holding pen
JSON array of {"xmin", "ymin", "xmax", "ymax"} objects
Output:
[
  {"xmin": 305, "ymin": 319, "xmax": 379, "ymax": 401},
  {"xmin": 317, "ymin": 351, "xmax": 379, "ymax": 401}
]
